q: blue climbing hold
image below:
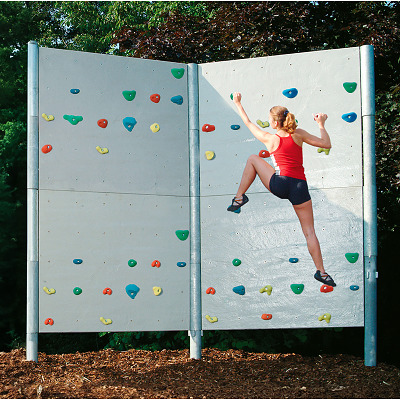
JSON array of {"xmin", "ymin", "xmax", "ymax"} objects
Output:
[
  {"xmin": 123, "ymin": 117, "xmax": 137, "ymax": 132},
  {"xmin": 283, "ymin": 88, "xmax": 298, "ymax": 98},
  {"xmin": 289, "ymin": 258, "xmax": 299, "ymax": 263},
  {"xmin": 73, "ymin": 259, "xmax": 83, "ymax": 265},
  {"xmin": 234, "ymin": 208, "xmax": 241, "ymax": 214},
  {"xmin": 231, "ymin": 125, "xmax": 240, "ymax": 130},
  {"xmin": 350, "ymin": 285, "xmax": 360, "ymax": 291},
  {"xmin": 126, "ymin": 284, "xmax": 140, "ymax": 299},
  {"xmin": 342, "ymin": 112, "xmax": 357, "ymax": 123},
  {"xmin": 70, "ymin": 89, "xmax": 80, "ymax": 94},
  {"xmin": 177, "ymin": 262, "xmax": 186, "ymax": 267},
  {"xmin": 171, "ymin": 95, "xmax": 183, "ymax": 105},
  {"xmin": 233, "ymin": 285, "xmax": 245, "ymax": 295}
]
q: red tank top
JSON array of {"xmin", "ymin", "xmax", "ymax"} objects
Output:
[{"xmin": 270, "ymin": 134, "xmax": 306, "ymax": 181}]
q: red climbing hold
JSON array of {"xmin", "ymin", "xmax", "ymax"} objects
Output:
[
  {"xmin": 261, "ymin": 314, "xmax": 272, "ymax": 320},
  {"xmin": 150, "ymin": 94, "xmax": 161, "ymax": 103},
  {"xmin": 151, "ymin": 260, "xmax": 161, "ymax": 268},
  {"xmin": 97, "ymin": 119, "xmax": 108, "ymax": 128},
  {"xmin": 42, "ymin": 144, "xmax": 53, "ymax": 154},
  {"xmin": 202, "ymin": 124, "xmax": 215, "ymax": 132},
  {"xmin": 320, "ymin": 285, "xmax": 334, "ymax": 293},
  {"xmin": 44, "ymin": 318, "xmax": 54, "ymax": 326},
  {"xmin": 259, "ymin": 150, "xmax": 270, "ymax": 158},
  {"xmin": 206, "ymin": 287, "xmax": 216, "ymax": 295},
  {"xmin": 103, "ymin": 288, "xmax": 112, "ymax": 295}
]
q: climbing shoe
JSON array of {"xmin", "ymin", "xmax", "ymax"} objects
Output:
[
  {"xmin": 314, "ymin": 270, "xmax": 336, "ymax": 287},
  {"xmin": 227, "ymin": 194, "xmax": 249, "ymax": 212}
]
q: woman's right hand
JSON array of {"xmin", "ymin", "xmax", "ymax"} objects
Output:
[
  {"xmin": 313, "ymin": 113, "xmax": 328, "ymax": 126},
  {"xmin": 232, "ymin": 92, "xmax": 242, "ymax": 104}
]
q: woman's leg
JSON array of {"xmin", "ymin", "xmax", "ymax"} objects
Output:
[
  {"xmin": 235, "ymin": 154, "xmax": 276, "ymax": 198},
  {"xmin": 292, "ymin": 199, "xmax": 325, "ymax": 273}
]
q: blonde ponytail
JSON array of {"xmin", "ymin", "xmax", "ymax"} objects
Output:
[{"xmin": 270, "ymin": 106, "xmax": 298, "ymax": 134}]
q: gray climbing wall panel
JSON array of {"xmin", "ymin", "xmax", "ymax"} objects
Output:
[
  {"xmin": 38, "ymin": 48, "xmax": 190, "ymax": 332},
  {"xmin": 199, "ymin": 47, "xmax": 364, "ymax": 330}
]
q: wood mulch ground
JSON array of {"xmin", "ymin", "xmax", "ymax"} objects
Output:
[{"xmin": 0, "ymin": 348, "xmax": 399, "ymax": 399}]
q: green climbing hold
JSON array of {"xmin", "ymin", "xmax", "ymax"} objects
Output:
[
  {"xmin": 73, "ymin": 287, "xmax": 82, "ymax": 295},
  {"xmin": 63, "ymin": 115, "xmax": 83, "ymax": 125},
  {"xmin": 343, "ymin": 82, "xmax": 357, "ymax": 93},
  {"xmin": 171, "ymin": 68, "xmax": 185, "ymax": 79},
  {"xmin": 176, "ymin": 230, "xmax": 189, "ymax": 241},
  {"xmin": 232, "ymin": 259, "xmax": 241, "ymax": 266},
  {"xmin": 123, "ymin": 90, "xmax": 136, "ymax": 101},
  {"xmin": 128, "ymin": 259, "xmax": 137, "ymax": 267},
  {"xmin": 345, "ymin": 253, "xmax": 359, "ymax": 263},
  {"xmin": 290, "ymin": 284, "xmax": 304, "ymax": 295}
]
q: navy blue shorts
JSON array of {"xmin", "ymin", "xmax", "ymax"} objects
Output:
[{"xmin": 269, "ymin": 174, "xmax": 311, "ymax": 206}]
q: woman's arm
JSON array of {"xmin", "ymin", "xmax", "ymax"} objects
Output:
[{"xmin": 296, "ymin": 113, "xmax": 332, "ymax": 149}]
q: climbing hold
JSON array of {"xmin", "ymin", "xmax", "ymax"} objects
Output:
[
  {"xmin": 343, "ymin": 82, "xmax": 357, "ymax": 93},
  {"xmin": 44, "ymin": 318, "xmax": 54, "ymax": 326},
  {"xmin": 153, "ymin": 286, "xmax": 162, "ymax": 296},
  {"xmin": 150, "ymin": 123, "xmax": 160, "ymax": 133},
  {"xmin": 233, "ymin": 285, "xmax": 245, "ymax": 295},
  {"xmin": 202, "ymin": 124, "xmax": 215, "ymax": 132},
  {"xmin": 345, "ymin": 253, "xmax": 359, "ymax": 263},
  {"xmin": 128, "ymin": 259, "xmax": 137, "ymax": 267},
  {"xmin": 70, "ymin": 89, "xmax": 80, "ymax": 94},
  {"xmin": 151, "ymin": 260, "xmax": 161, "ymax": 268},
  {"xmin": 231, "ymin": 125, "xmax": 240, "ymax": 130},
  {"xmin": 63, "ymin": 115, "xmax": 83, "ymax": 125},
  {"xmin": 123, "ymin": 117, "xmax": 137, "ymax": 132},
  {"xmin": 205, "ymin": 315, "xmax": 218, "ymax": 323},
  {"xmin": 320, "ymin": 285, "xmax": 334, "ymax": 293},
  {"xmin": 122, "ymin": 90, "xmax": 136, "ymax": 101},
  {"xmin": 317, "ymin": 148, "xmax": 330, "ymax": 155},
  {"xmin": 43, "ymin": 287, "xmax": 56, "ymax": 295},
  {"xmin": 125, "ymin": 284, "xmax": 140, "ymax": 299},
  {"xmin": 290, "ymin": 284, "xmax": 304, "ymax": 294},
  {"xmin": 175, "ymin": 230, "xmax": 189, "ymax": 241},
  {"xmin": 289, "ymin": 258, "xmax": 299, "ymax": 263},
  {"xmin": 96, "ymin": 146, "xmax": 109, "ymax": 154},
  {"xmin": 171, "ymin": 95, "xmax": 183, "ymax": 105},
  {"xmin": 100, "ymin": 317, "xmax": 112, "ymax": 325},
  {"xmin": 282, "ymin": 88, "xmax": 298, "ymax": 98},
  {"xmin": 97, "ymin": 119, "xmax": 108, "ymax": 128},
  {"xmin": 205, "ymin": 151, "xmax": 215, "ymax": 160},
  {"xmin": 233, "ymin": 208, "xmax": 241, "ymax": 214},
  {"xmin": 103, "ymin": 288, "xmax": 112, "ymax": 295},
  {"xmin": 342, "ymin": 112, "xmax": 357, "ymax": 123},
  {"xmin": 230, "ymin": 93, "xmax": 234, "ymax": 100},
  {"xmin": 41, "ymin": 144, "xmax": 53, "ymax": 154},
  {"xmin": 177, "ymin": 262, "xmax": 186, "ymax": 267},
  {"xmin": 259, "ymin": 285, "xmax": 272, "ymax": 295},
  {"xmin": 259, "ymin": 150, "xmax": 270, "ymax": 158},
  {"xmin": 150, "ymin": 94, "xmax": 160, "ymax": 103},
  {"xmin": 171, "ymin": 68, "xmax": 185, "ymax": 79},
  {"xmin": 261, "ymin": 314, "xmax": 272, "ymax": 320},
  {"xmin": 73, "ymin": 259, "xmax": 83, "ymax": 265},
  {"xmin": 256, "ymin": 120, "xmax": 269, "ymax": 128},
  {"xmin": 350, "ymin": 285, "xmax": 360, "ymax": 291},
  {"xmin": 232, "ymin": 259, "xmax": 241, "ymax": 267},
  {"xmin": 73, "ymin": 287, "xmax": 82, "ymax": 295},
  {"xmin": 41, "ymin": 113, "xmax": 54, "ymax": 121},
  {"xmin": 318, "ymin": 313, "xmax": 331, "ymax": 323},
  {"xmin": 206, "ymin": 287, "xmax": 216, "ymax": 295}
]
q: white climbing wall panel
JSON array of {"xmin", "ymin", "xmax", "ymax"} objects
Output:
[
  {"xmin": 199, "ymin": 47, "xmax": 364, "ymax": 330},
  {"xmin": 38, "ymin": 48, "xmax": 190, "ymax": 332}
]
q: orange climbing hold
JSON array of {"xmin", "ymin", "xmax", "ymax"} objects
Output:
[
  {"xmin": 320, "ymin": 285, "xmax": 334, "ymax": 293},
  {"xmin": 103, "ymin": 288, "xmax": 112, "ymax": 295},
  {"xmin": 202, "ymin": 124, "xmax": 215, "ymax": 132},
  {"xmin": 97, "ymin": 119, "xmax": 108, "ymax": 128},
  {"xmin": 44, "ymin": 318, "xmax": 54, "ymax": 326},
  {"xmin": 42, "ymin": 144, "xmax": 53, "ymax": 154},
  {"xmin": 261, "ymin": 314, "xmax": 272, "ymax": 320},
  {"xmin": 151, "ymin": 260, "xmax": 161, "ymax": 268},
  {"xmin": 150, "ymin": 94, "xmax": 161, "ymax": 103},
  {"xmin": 259, "ymin": 150, "xmax": 270, "ymax": 158},
  {"xmin": 206, "ymin": 287, "xmax": 216, "ymax": 295}
]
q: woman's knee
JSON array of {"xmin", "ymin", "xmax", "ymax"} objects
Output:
[{"xmin": 248, "ymin": 154, "xmax": 261, "ymax": 164}]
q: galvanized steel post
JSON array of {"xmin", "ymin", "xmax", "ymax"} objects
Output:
[
  {"xmin": 27, "ymin": 41, "xmax": 39, "ymax": 362},
  {"xmin": 360, "ymin": 45, "xmax": 378, "ymax": 367},
  {"xmin": 187, "ymin": 63, "xmax": 202, "ymax": 359}
]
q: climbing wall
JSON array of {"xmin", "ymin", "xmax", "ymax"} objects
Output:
[
  {"xmin": 38, "ymin": 48, "xmax": 190, "ymax": 332},
  {"xmin": 199, "ymin": 47, "xmax": 364, "ymax": 330}
]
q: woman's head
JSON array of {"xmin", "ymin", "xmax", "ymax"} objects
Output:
[{"xmin": 269, "ymin": 106, "xmax": 297, "ymax": 134}]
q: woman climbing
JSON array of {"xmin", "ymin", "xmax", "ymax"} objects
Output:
[{"xmin": 228, "ymin": 92, "xmax": 336, "ymax": 287}]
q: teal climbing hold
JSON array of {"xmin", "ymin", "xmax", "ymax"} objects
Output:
[
  {"xmin": 176, "ymin": 230, "xmax": 189, "ymax": 241},
  {"xmin": 171, "ymin": 68, "xmax": 185, "ymax": 79},
  {"xmin": 234, "ymin": 208, "xmax": 241, "ymax": 214},
  {"xmin": 345, "ymin": 253, "xmax": 359, "ymax": 263},
  {"xmin": 231, "ymin": 125, "xmax": 240, "ymax": 130},
  {"xmin": 343, "ymin": 82, "xmax": 357, "ymax": 93},
  {"xmin": 63, "ymin": 115, "xmax": 83, "ymax": 125},
  {"xmin": 283, "ymin": 88, "xmax": 298, "ymax": 98},
  {"xmin": 289, "ymin": 258, "xmax": 299, "ymax": 263},
  {"xmin": 73, "ymin": 259, "xmax": 83, "ymax": 265},
  {"xmin": 350, "ymin": 285, "xmax": 360, "ymax": 291},
  {"xmin": 70, "ymin": 89, "xmax": 80, "ymax": 94},
  {"xmin": 73, "ymin": 287, "xmax": 82, "ymax": 295},
  {"xmin": 290, "ymin": 284, "xmax": 304, "ymax": 294},
  {"xmin": 342, "ymin": 112, "xmax": 357, "ymax": 123},
  {"xmin": 233, "ymin": 285, "xmax": 245, "ymax": 295},
  {"xmin": 177, "ymin": 262, "xmax": 186, "ymax": 267},
  {"xmin": 171, "ymin": 95, "xmax": 183, "ymax": 105},
  {"xmin": 123, "ymin": 90, "xmax": 136, "ymax": 101},
  {"xmin": 232, "ymin": 259, "xmax": 241, "ymax": 267},
  {"xmin": 123, "ymin": 117, "xmax": 137, "ymax": 132},
  {"xmin": 126, "ymin": 284, "xmax": 140, "ymax": 299},
  {"xmin": 128, "ymin": 259, "xmax": 137, "ymax": 267}
]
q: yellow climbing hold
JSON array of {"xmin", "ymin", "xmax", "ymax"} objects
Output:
[
  {"xmin": 150, "ymin": 123, "xmax": 160, "ymax": 133},
  {"xmin": 42, "ymin": 113, "xmax": 54, "ymax": 121},
  {"xmin": 205, "ymin": 315, "xmax": 218, "ymax": 323},
  {"xmin": 43, "ymin": 287, "xmax": 56, "ymax": 295},
  {"xmin": 205, "ymin": 151, "xmax": 215, "ymax": 160},
  {"xmin": 259, "ymin": 285, "xmax": 272, "ymax": 295},
  {"xmin": 317, "ymin": 148, "xmax": 330, "ymax": 155},
  {"xmin": 256, "ymin": 119, "xmax": 269, "ymax": 128},
  {"xmin": 153, "ymin": 286, "xmax": 162, "ymax": 296},
  {"xmin": 318, "ymin": 313, "xmax": 331, "ymax": 323},
  {"xmin": 100, "ymin": 317, "xmax": 112, "ymax": 325},
  {"xmin": 96, "ymin": 146, "xmax": 109, "ymax": 154}
]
